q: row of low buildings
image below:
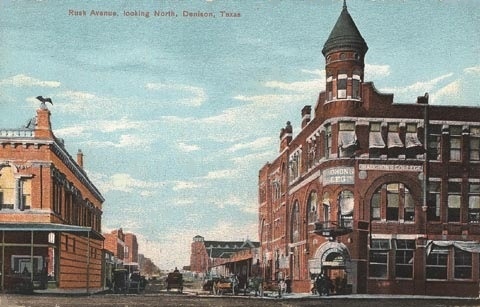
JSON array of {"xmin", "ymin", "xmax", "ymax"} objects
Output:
[
  {"xmin": 189, "ymin": 235, "xmax": 260, "ymax": 285},
  {"xmin": 257, "ymin": 2, "xmax": 480, "ymax": 297},
  {"xmin": 0, "ymin": 102, "xmax": 148, "ymax": 292}
]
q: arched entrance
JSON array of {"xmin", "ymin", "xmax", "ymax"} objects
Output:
[{"xmin": 309, "ymin": 242, "xmax": 351, "ymax": 294}]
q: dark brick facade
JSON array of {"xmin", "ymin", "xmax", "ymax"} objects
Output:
[{"xmin": 258, "ymin": 4, "xmax": 480, "ymax": 297}]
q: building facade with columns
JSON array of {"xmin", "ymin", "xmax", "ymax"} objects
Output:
[
  {"xmin": 0, "ymin": 102, "xmax": 104, "ymax": 292},
  {"xmin": 258, "ymin": 3, "xmax": 480, "ymax": 297}
]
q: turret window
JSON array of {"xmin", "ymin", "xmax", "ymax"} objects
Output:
[
  {"xmin": 352, "ymin": 74, "xmax": 361, "ymax": 99},
  {"xmin": 326, "ymin": 75, "xmax": 333, "ymax": 101},
  {"xmin": 337, "ymin": 73, "xmax": 347, "ymax": 99}
]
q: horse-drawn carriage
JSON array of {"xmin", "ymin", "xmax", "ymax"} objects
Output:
[
  {"xmin": 165, "ymin": 271, "xmax": 183, "ymax": 293},
  {"xmin": 213, "ymin": 275, "xmax": 239, "ymax": 295},
  {"xmin": 111, "ymin": 269, "xmax": 147, "ymax": 294}
]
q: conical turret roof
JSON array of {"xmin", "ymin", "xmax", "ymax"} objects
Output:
[{"xmin": 322, "ymin": 2, "xmax": 368, "ymax": 56}]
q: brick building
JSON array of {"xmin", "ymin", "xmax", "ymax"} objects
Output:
[
  {"xmin": 103, "ymin": 229, "xmax": 139, "ymax": 273},
  {"xmin": 258, "ymin": 2, "xmax": 480, "ymax": 297},
  {"xmin": 103, "ymin": 229, "xmax": 126, "ymax": 267},
  {"xmin": 0, "ymin": 101, "xmax": 104, "ymax": 292}
]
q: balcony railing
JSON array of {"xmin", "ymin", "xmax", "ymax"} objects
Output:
[{"xmin": 313, "ymin": 220, "xmax": 353, "ymax": 239}]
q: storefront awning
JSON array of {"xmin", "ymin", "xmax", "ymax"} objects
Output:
[
  {"xmin": 0, "ymin": 223, "xmax": 104, "ymax": 240},
  {"xmin": 338, "ymin": 131, "xmax": 357, "ymax": 150},
  {"xmin": 426, "ymin": 240, "xmax": 480, "ymax": 255},
  {"xmin": 405, "ymin": 132, "xmax": 423, "ymax": 149},
  {"xmin": 369, "ymin": 132, "xmax": 385, "ymax": 149},
  {"xmin": 387, "ymin": 132, "xmax": 403, "ymax": 148}
]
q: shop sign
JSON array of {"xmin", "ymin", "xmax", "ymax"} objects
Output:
[
  {"xmin": 323, "ymin": 167, "xmax": 354, "ymax": 185},
  {"xmin": 359, "ymin": 164, "xmax": 423, "ymax": 172}
]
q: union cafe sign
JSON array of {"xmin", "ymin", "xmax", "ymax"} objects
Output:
[{"xmin": 323, "ymin": 167, "xmax": 354, "ymax": 186}]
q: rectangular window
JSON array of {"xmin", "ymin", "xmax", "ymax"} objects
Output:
[
  {"xmin": 454, "ymin": 248, "xmax": 472, "ymax": 279},
  {"xmin": 468, "ymin": 183, "xmax": 480, "ymax": 223},
  {"xmin": 337, "ymin": 73, "xmax": 347, "ymax": 99},
  {"xmin": 427, "ymin": 180, "xmax": 441, "ymax": 221},
  {"xmin": 428, "ymin": 125, "xmax": 441, "ymax": 161},
  {"xmin": 369, "ymin": 239, "xmax": 390, "ymax": 278},
  {"xmin": 448, "ymin": 181, "xmax": 461, "ymax": 222},
  {"xmin": 386, "ymin": 183, "xmax": 399, "ymax": 221},
  {"xmin": 470, "ymin": 127, "xmax": 480, "ymax": 161},
  {"xmin": 326, "ymin": 76, "xmax": 333, "ymax": 101},
  {"xmin": 325, "ymin": 124, "xmax": 332, "ymax": 158},
  {"xmin": 371, "ymin": 193, "xmax": 381, "ymax": 220},
  {"xmin": 339, "ymin": 122, "xmax": 357, "ymax": 158},
  {"xmin": 426, "ymin": 246, "xmax": 448, "ymax": 280},
  {"xmin": 395, "ymin": 240, "xmax": 415, "ymax": 279},
  {"xmin": 450, "ymin": 125, "xmax": 462, "ymax": 161},
  {"xmin": 404, "ymin": 189, "xmax": 415, "ymax": 221},
  {"xmin": 352, "ymin": 74, "xmax": 360, "ymax": 99}
]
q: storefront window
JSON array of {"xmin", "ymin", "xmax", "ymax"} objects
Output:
[
  {"xmin": 454, "ymin": 248, "xmax": 472, "ymax": 279},
  {"xmin": 369, "ymin": 239, "xmax": 390, "ymax": 278},
  {"xmin": 468, "ymin": 183, "xmax": 480, "ymax": 223},
  {"xmin": 426, "ymin": 246, "xmax": 448, "ymax": 280},
  {"xmin": 395, "ymin": 240, "xmax": 415, "ymax": 279}
]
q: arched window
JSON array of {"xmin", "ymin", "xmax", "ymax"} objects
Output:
[
  {"xmin": 339, "ymin": 190, "xmax": 354, "ymax": 228},
  {"xmin": 322, "ymin": 192, "xmax": 330, "ymax": 222},
  {"xmin": 370, "ymin": 183, "xmax": 414, "ymax": 222},
  {"xmin": 291, "ymin": 201, "xmax": 300, "ymax": 242},
  {"xmin": 307, "ymin": 191, "xmax": 318, "ymax": 224}
]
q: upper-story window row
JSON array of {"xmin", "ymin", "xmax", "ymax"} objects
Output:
[{"xmin": 428, "ymin": 124, "xmax": 480, "ymax": 162}]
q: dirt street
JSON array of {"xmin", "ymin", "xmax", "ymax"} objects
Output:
[{"xmin": 1, "ymin": 279, "xmax": 479, "ymax": 307}]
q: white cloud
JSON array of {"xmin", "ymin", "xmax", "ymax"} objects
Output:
[
  {"xmin": 365, "ymin": 63, "xmax": 391, "ymax": 80},
  {"xmin": 231, "ymin": 150, "xmax": 276, "ymax": 167},
  {"xmin": 177, "ymin": 142, "xmax": 200, "ymax": 152},
  {"xmin": 226, "ymin": 136, "xmax": 274, "ymax": 153},
  {"xmin": 301, "ymin": 69, "xmax": 324, "ymax": 76},
  {"xmin": 264, "ymin": 79, "xmax": 322, "ymax": 93},
  {"xmin": 54, "ymin": 125, "xmax": 90, "ymax": 138},
  {"xmin": 203, "ymin": 169, "xmax": 239, "ymax": 180},
  {"xmin": 464, "ymin": 66, "xmax": 480, "ymax": 75},
  {"xmin": 0, "ymin": 74, "xmax": 61, "ymax": 88},
  {"xmin": 380, "ymin": 73, "xmax": 454, "ymax": 103},
  {"xmin": 145, "ymin": 82, "xmax": 207, "ymax": 107},
  {"xmin": 96, "ymin": 117, "xmax": 145, "ymax": 133},
  {"xmin": 431, "ymin": 80, "xmax": 462, "ymax": 105},
  {"xmin": 116, "ymin": 134, "xmax": 152, "ymax": 148},
  {"xmin": 92, "ymin": 172, "xmax": 164, "ymax": 194},
  {"xmin": 172, "ymin": 180, "xmax": 202, "ymax": 191}
]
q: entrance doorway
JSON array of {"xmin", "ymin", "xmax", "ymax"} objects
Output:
[{"xmin": 309, "ymin": 242, "xmax": 351, "ymax": 294}]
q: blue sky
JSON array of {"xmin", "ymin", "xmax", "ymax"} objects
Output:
[{"xmin": 0, "ymin": 0, "xmax": 478, "ymax": 269}]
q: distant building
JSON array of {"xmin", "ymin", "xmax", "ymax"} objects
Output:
[
  {"xmin": 103, "ymin": 228, "xmax": 126, "ymax": 267},
  {"xmin": 258, "ymin": 2, "xmax": 480, "ymax": 297},
  {"xmin": 103, "ymin": 229, "xmax": 139, "ymax": 273},
  {"xmin": 124, "ymin": 233, "xmax": 139, "ymax": 271},
  {"xmin": 0, "ymin": 102, "xmax": 104, "ymax": 292},
  {"xmin": 190, "ymin": 235, "xmax": 259, "ymax": 277}
]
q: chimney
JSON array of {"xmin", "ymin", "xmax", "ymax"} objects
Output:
[
  {"xmin": 301, "ymin": 105, "xmax": 312, "ymax": 129},
  {"xmin": 279, "ymin": 121, "xmax": 293, "ymax": 152},
  {"xmin": 77, "ymin": 149, "xmax": 84, "ymax": 168},
  {"xmin": 34, "ymin": 107, "xmax": 54, "ymax": 139}
]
